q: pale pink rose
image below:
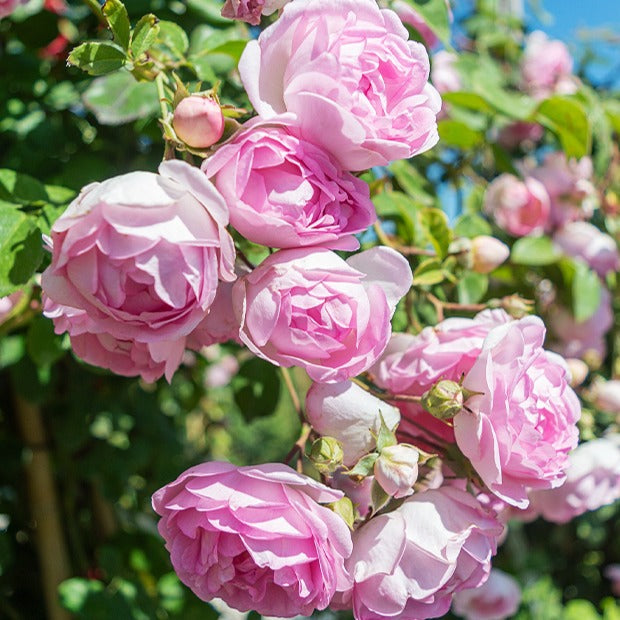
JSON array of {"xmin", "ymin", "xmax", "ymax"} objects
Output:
[
  {"xmin": 370, "ymin": 309, "xmax": 513, "ymax": 396},
  {"xmin": 0, "ymin": 0, "xmax": 27, "ymax": 19},
  {"xmin": 42, "ymin": 160, "xmax": 236, "ymax": 382},
  {"xmin": 221, "ymin": 0, "xmax": 288, "ymax": 25},
  {"xmin": 431, "ymin": 50, "xmax": 461, "ymax": 94},
  {"xmin": 204, "ymin": 117, "xmax": 376, "ymax": 250},
  {"xmin": 0, "ymin": 291, "xmax": 23, "ymax": 323},
  {"xmin": 549, "ymin": 287, "xmax": 613, "ymax": 363},
  {"xmin": 374, "ymin": 444, "xmax": 419, "ymax": 498},
  {"xmin": 238, "ymin": 0, "xmax": 441, "ymax": 171},
  {"xmin": 565, "ymin": 358, "xmax": 589, "ymax": 387},
  {"xmin": 529, "ymin": 437, "xmax": 620, "ymax": 523},
  {"xmin": 393, "ymin": 0, "xmax": 452, "ymax": 49},
  {"xmin": 305, "ymin": 381, "xmax": 400, "ymax": 467},
  {"xmin": 334, "ymin": 487, "xmax": 502, "ymax": 619},
  {"xmin": 470, "ymin": 236, "xmax": 509, "ymax": 274},
  {"xmin": 520, "ymin": 31, "xmax": 576, "ymax": 99},
  {"xmin": 233, "ymin": 246, "xmax": 412, "ymax": 383},
  {"xmin": 497, "ymin": 121, "xmax": 544, "ymax": 150},
  {"xmin": 553, "ymin": 222, "xmax": 619, "ymax": 279},
  {"xmin": 454, "ymin": 316, "xmax": 581, "ymax": 508},
  {"xmin": 484, "ymin": 174, "xmax": 550, "ymax": 237},
  {"xmin": 604, "ymin": 565, "xmax": 620, "ymax": 597},
  {"xmin": 452, "ymin": 568, "xmax": 521, "ymax": 620},
  {"xmin": 152, "ymin": 461, "xmax": 352, "ymax": 616},
  {"xmin": 173, "ymin": 96, "xmax": 224, "ymax": 149},
  {"xmin": 527, "ymin": 152, "xmax": 596, "ymax": 230},
  {"xmin": 592, "ymin": 380, "xmax": 620, "ymax": 414}
]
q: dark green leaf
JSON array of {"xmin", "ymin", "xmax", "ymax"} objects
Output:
[
  {"xmin": 535, "ymin": 96, "xmax": 591, "ymax": 158},
  {"xmin": 68, "ymin": 41, "xmax": 127, "ymax": 76},
  {"xmin": 130, "ymin": 14, "xmax": 160, "ymax": 59},
  {"xmin": 232, "ymin": 357, "xmax": 281, "ymax": 421},
  {"xmin": 511, "ymin": 236, "xmax": 561, "ymax": 266},
  {"xmin": 26, "ymin": 315, "xmax": 68, "ymax": 367},
  {"xmin": 103, "ymin": 0, "xmax": 130, "ymax": 50}
]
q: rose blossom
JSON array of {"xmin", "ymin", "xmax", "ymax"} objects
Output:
[
  {"xmin": 204, "ymin": 117, "xmax": 376, "ymax": 250},
  {"xmin": 470, "ymin": 236, "xmax": 509, "ymax": 274},
  {"xmin": 483, "ymin": 174, "xmax": 550, "ymax": 237},
  {"xmin": 526, "ymin": 152, "xmax": 596, "ymax": 229},
  {"xmin": 0, "ymin": 0, "xmax": 27, "ymax": 19},
  {"xmin": 238, "ymin": 0, "xmax": 441, "ymax": 171},
  {"xmin": 454, "ymin": 316, "xmax": 581, "ymax": 508},
  {"xmin": 592, "ymin": 379, "xmax": 620, "ymax": 414},
  {"xmin": 152, "ymin": 461, "xmax": 352, "ymax": 617},
  {"xmin": 233, "ymin": 246, "xmax": 412, "ymax": 383},
  {"xmin": 0, "ymin": 291, "xmax": 23, "ymax": 324},
  {"xmin": 549, "ymin": 287, "xmax": 613, "ymax": 364},
  {"xmin": 334, "ymin": 487, "xmax": 502, "ymax": 619},
  {"xmin": 431, "ymin": 50, "xmax": 461, "ymax": 94},
  {"xmin": 528, "ymin": 437, "xmax": 620, "ymax": 523},
  {"xmin": 553, "ymin": 221, "xmax": 619, "ymax": 279},
  {"xmin": 221, "ymin": 0, "xmax": 288, "ymax": 25},
  {"xmin": 374, "ymin": 444, "xmax": 419, "ymax": 498},
  {"xmin": 305, "ymin": 381, "xmax": 400, "ymax": 467},
  {"xmin": 520, "ymin": 31, "xmax": 577, "ymax": 99},
  {"xmin": 452, "ymin": 568, "xmax": 521, "ymax": 620},
  {"xmin": 42, "ymin": 160, "xmax": 236, "ymax": 382},
  {"xmin": 497, "ymin": 121, "xmax": 544, "ymax": 150}
]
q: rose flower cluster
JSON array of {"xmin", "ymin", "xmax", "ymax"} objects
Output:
[{"xmin": 35, "ymin": 1, "xmax": 619, "ymax": 619}]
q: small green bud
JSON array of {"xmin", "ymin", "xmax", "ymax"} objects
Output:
[
  {"xmin": 421, "ymin": 380, "xmax": 464, "ymax": 420},
  {"xmin": 327, "ymin": 496, "xmax": 356, "ymax": 529},
  {"xmin": 499, "ymin": 294, "xmax": 534, "ymax": 319},
  {"xmin": 309, "ymin": 436, "xmax": 344, "ymax": 475}
]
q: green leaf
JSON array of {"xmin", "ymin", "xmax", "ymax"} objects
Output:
[
  {"xmin": 103, "ymin": 0, "xmax": 130, "ymax": 50},
  {"xmin": 232, "ymin": 357, "xmax": 281, "ymax": 421},
  {"xmin": 0, "ymin": 169, "xmax": 48, "ymax": 205},
  {"xmin": 68, "ymin": 41, "xmax": 127, "ymax": 76},
  {"xmin": 441, "ymin": 91, "xmax": 494, "ymax": 114},
  {"xmin": 511, "ymin": 236, "xmax": 561, "ymax": 266},
  {"xmin": 438, "ymin": 119, "xmax": 484, "ymax": 149},
  {"xmin": 204, "ymin": 39, "xmax": 248, "ymax": 62},
  {"xmin": 0, "ymin": 335, "xmax": 26, "ymax": 370},
  {"xmin": 401, "ymin": 0, "xmax": 451, "ymax": 46},
  {"xmin": 389, "ymin": 160, "xmax": 436, "ymax": 207},
  {"xmin": 453, "ymin": 213, "xmax": 492, "ymax": 238},
  {"xmin": 604, "ymin": 100, "xmax": 620, "ymax": 134},
  {"xmin": 186, "ymin": 0, "xmax": 231, "ymax": 24},
  {"xmin": 373, "ymin": 191, "xmax": 420, "ymax": 244},
  {"xmin": 26, "ymin": 315, "xmax": 68, "ymax": 367},
  {"xmin": 157, "ymin": 21, "xmax": 189, "ymax": 57},
  {"xmin": 564, "ymin": 600, "xmax": 601, "ymax": 620},
  {"xmin": 347, "ymin": 453, "xmax": 379, "ymax": 478},
  {"xmin": 418, "ymin": 208, "xmax": 451, "ymax": 258},
  {"xmin": 83, "ymin": 72, "xmax": 159, "ymax": 125},
  {"xmin": 0, "ymin": 205, "xmax": 43, "ymax": 296},
  {"xmin": 130, "ymin": 14, "xmax": 160, "ymax": 59},
  {"xmin": 375, "ymin": 412, "xmax": 397, "ymax": 453},
  {"xmin": 412, "ymin": 258, "xmax": 445, "ymax": 286},
  {"xmin": 535, "ymin": 96, "xmax": 591, "ymax": 158},
  {"xmin": 571, "ymin": 261, "xmax": 601, "ymax": 323},
  {"xmin": 370, "ymin": 478, "xmax": 391, "ymax": 513},
  {"xmin": 58, "ymin": 578, "xmax": 105, "ymax": 613},
  {"xmin": 457, "ymin": 271, "xmax": 488, "ymax": 304}
]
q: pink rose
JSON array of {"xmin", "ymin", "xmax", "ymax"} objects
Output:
[
  {"xmin": 233, "ymin": 246, "xmax": 412, "ymax": 383},
  {"xmin": 549, "ymin": 287, "xmax": 613, "ymax": 363},
  {"xmin": 454, "ymin": 316, "xmax": 581, "ymax": 508},
  {"xmin": 592, "ymin": 379, "xmax": 620, "ymax": 414},
  {"xmin": 204, "ymin": 117, "xmax": 376, "ymax": 250},
  {"xmin": 484, "ymin": 174, "xmax": 550, "ymax": 237},
  {"xmin": 173, "ymin": 96, "xmax": 224, "ymax": 149},
  {"xmin": 221, "ymin": 0, "xmax": 288, "ymax": 25},
  {"xmin": 0, "ymin": 0, "xmax": 27, "ymax": 19},
  {"xmin": 152, "ymin": 461, "xmax": 352, "ymax": 616},
  {"xmin": 431, "ymin": 50, "xmax": 462, "ymax": 94},
  {"xmin": 238, "ymin": 0, "xmax": 441, "ymax": 170},
  {"xmin": 370, "ymin": 309, "xmax": 513, "ymax": 396},
  {"xmin": 374, "ymin": 444, "xmax": 419, "ymax": 498},
  {"xmin": 42, "ymin": 160, "xmax": 236, "ymax": 382},
  {"xmin": 0, "ymin": 291, "xmax": 24, "ymax": 324},
  {"xmin": 528, "ymin": 436, "xmax": 620, "ymax": 523},
  {"xmin": 497, "ymin": 121, "xmax": 544, "ymax": 150},
  {"xmin": 553, "ymin": 222, "xmax": 619, "ymax": 279},
  {"xmin": 526, "ymin": 152, "xmax": 596, "ymax": 230},
  {"xmin": 335, "ymin": 487, "xmax": 502, "ymax": 619},
  {"xmin": 604, "ymin": 565, "xmax": 620, "ymax": 597},
  {"xmin": 452, "ymin": 568, "xmax": 521, "ymax": 620},
  {"xmin": 305, "ymin": 381, "xmax": 400, "ymax": 467},
  {"xmin": 520, "ymin": 31, "xmax": 576, "ymax": 99}
]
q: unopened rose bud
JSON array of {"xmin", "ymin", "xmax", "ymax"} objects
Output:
[
  {"xmin": 374, "ymin": 444, "xmax": 419, "ymax": 498},
  {"xmin": 565, "ymin": 358, "xmax": 588, "ymax": 387},
  {"xmin": 471, "ymin": 236, "xmax": 510, "ymax": 274},
  {"xmin": 592, "ymin": 379, "xmax": 620, "ymax": 415},
  {"xmin": 172, "ymin": 96, "xmax": 225, "ymax": 149},
  {"xmin": 309, "ymin": 436, "xmax": 344, "ymax": 475},
  {"xmin": 500, "ymin": 294, "xmax": 534, "ymax": 318},
  {"xmin": 421, "ymin": 379, "xmax": 463, "ymax": 420}
]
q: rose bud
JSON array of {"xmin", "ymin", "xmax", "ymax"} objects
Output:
[
  {"xmin": 565, "ymin": 358, "xmax": 589, "ymax": 387},
  {"xmin": 592, "ymin": 379, "xmax": 620, "ymax": 415},
  {"xmin": 309, "ymin": 437, "xmax": 345, "ymax": 475},
  {"xmin": 374, "ymin": 444, "xmax": 419, "ymax": 498},
  {"xmin": 471, "ymin": 236, "xmax": 510, "ymax": 274},
  {"xmin": 422, "ymin": 379, "xmax": 464, "ymax": 420},
  {"xmin": 173, "ymin": 96, "xmax": 225, "ymax": 149}
]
